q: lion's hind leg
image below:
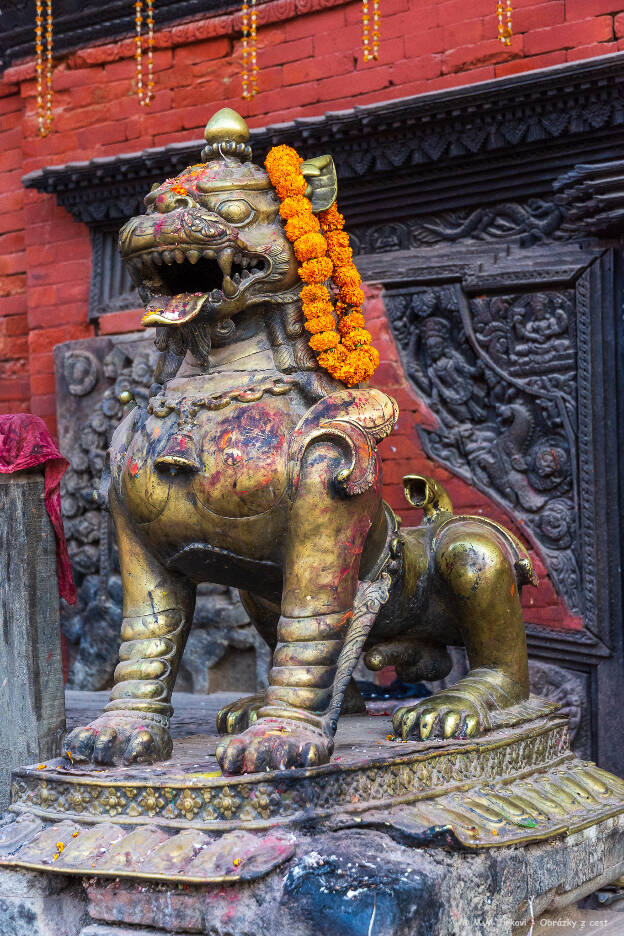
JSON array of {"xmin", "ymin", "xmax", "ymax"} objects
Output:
[{"xmin": 394, "ymin": 518, "xmax": 533, "ymax": 742}]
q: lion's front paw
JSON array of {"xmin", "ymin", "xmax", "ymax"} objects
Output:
[
  {"xmin": 216, "ymin": 693, "xmax": 265, "ymax": 736},
  {"xmin": 215, "ymin": 718, "xmax": 333, "ymax": 775},
  {"xmin": 393, "ymin": 692, "xmax": 483, "ymax": 742},
  {"xmin": 64, "ymin": 712, "xmax": 172, "ymax": 766}
]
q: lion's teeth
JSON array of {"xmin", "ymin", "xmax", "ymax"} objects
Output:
[
  {"xmin": 152, "ymin": 252, "xmax": 163, "ymax": 266},
  {"xmin": 222, "ymin": 275, "xmax": 237, "ymax": 298},
  {"xmin": 241, "ymin": 268, "xmax": 251, "ymax": 280},
  {"xmin": 187, "ymin": 249, "xmax": 201, "ymax": 264},
  {"xmin": 162, "ymin": 250, "xmax": 174, "ymax": 265},
  {"xmin": 203, "ymin": 249, "xmax": 216, "ymax": 260},
  {"xmin": 232, "ymin": 272, "xmax": 241, "ymax": 285},
  {"xmin": 240, "ymin": 256, "xmax": 249, "ymax": 268},
  {"xmin": 217, "ymin": 247, "xmax": 234, "ymax": 277},
  {"xmin": 174, "ymin": 249, "xmax": 185, "ymax": 264}
]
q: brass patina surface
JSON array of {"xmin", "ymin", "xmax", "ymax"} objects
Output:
[{"xmin": 57, "ymin": 108, "xmax": 559, "ymax": 778}]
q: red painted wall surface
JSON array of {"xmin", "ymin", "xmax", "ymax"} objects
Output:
[{"xmin": 2, "ymin": 0, "xmax": 614, "ymax": 631}]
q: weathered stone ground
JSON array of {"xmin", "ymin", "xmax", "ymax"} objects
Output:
[{"xmin": 1, "ymin": 692, "xmax": 624, "ymax": 936}]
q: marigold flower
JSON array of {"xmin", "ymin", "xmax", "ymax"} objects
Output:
[
  {"xmin": 318, "ymin": 343, "xmax": 348, "ymax": 369},
  {"xmin": 338, "ymin": 312, "xmax": 366, "ymax": 335},
  {"xmin": 304, "ymin": 313, "xmax": 337, "ymax": 335},
  {"xmin": 299, "ymin": 257, "xmax": 334, "ymax": 283},
  {"xmin": 333, "ymin": 265, "xmax": 362, "ymax": 289},
  {"xmin": 326, "ymin": 244, "xmax": 353, "ymax": 267},
  {"xmin": 318, "ymin": 203, "xmax": 345, "ymax": 232},
  {"xmin": 285, "ymin": 213, "xmax": 320, "ymax": 241},
  {"xmin": 339, "ymin": 286, "xmax": 366, "ymax": 306},
  {"xmin": 325, "ymin": 230, "xmax": 351, "ymax": 252},
  {"xmin": 265, "ymin": 144, "xmax": 302, "ymax": 176},
  {"xmin": 358, "ymin": 344, "xmax": 380, "ymax": 373},
  {"xmin": 303, "ymin": 299, "xmax": 335, "ymax": 320},
  {"xmin": 341, "ymin": 327, "xmax": 373, "ymax": 351},
  {"xmin": 309, "ymin": 330, "xmax": 341, "ymax": 352},
  {"xmin": 273, "ymin": 174, "xmax": 307, "ymax": 200},
  {"xmin": 301, "ymin": 284, "xmax": 332, "ymax": 304},
  {"xmin": 321, "ymin": 346, "xmax": 379, "ymax": 386},
  {"xmin": 294, "ymin": 232, "xmax": 327, "ymax": 262},
  {"xmin": 280, "ymin": 195, "xmax": 312, "ymax": 220}
]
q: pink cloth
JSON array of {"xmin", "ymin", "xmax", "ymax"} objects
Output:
[{"xmin": 0, "ymin": 414, "xmax": 77, "ymax": 604}]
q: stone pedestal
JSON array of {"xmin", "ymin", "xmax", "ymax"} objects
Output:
[
  {"xmin": 0, "ymin": 471, "xmax": 65, "ymax": 812},
  {"xmin": 2, "ymin": 702, "xmax": 624, "ymax": 934},
  {"xmin": 1, "ymin": 811, "xmax": 624, "ymax": 935}
]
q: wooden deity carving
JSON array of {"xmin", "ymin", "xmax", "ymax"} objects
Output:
[{"xmin": 65, "ymin": 110, "xmax": 539, "ymax": 775}]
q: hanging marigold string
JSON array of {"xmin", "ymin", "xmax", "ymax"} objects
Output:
[
  {"xmin": 265, "ymin": 145, "xmax": 379, "ymax": 387},
  {"xmin": 35, "ymin": 0, "xmax": 53, "ymax": 137},
  {"xmin": 497, "ymin": 0, "xmax": 512, "ymax": 45},
  {"xmin": 241, "ymin": 0, "xmax": 258, "ymax": 100},
  {"xmin": 134, "ymin": 0, "xmax": 155, "ymax": 106},
  {"xmin": 362, "ymin": 0, "xmax": 380, "ymax": 62}
]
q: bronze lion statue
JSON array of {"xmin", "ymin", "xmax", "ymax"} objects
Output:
[{"xmin": 65, "ymin": 109, "xmax": 537, "ymax": 774}]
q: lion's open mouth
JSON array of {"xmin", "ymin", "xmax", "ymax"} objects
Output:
[{"xmin": 125, "ymin": 244, "xmax": 271, "ymax": 326}]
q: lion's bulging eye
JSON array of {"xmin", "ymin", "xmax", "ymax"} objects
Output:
[{"xmin": 217, "ymin": 199, "xmax": 254, "ymax": 224}]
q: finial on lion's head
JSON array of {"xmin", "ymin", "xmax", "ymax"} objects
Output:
[{"xmin": 201, "ymin": 108, "xmax": 253, "ymax": 163}]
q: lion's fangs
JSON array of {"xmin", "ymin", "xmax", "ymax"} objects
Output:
[{"xmin": 128, "ymin": 245, "xmax": 268, "ymax": 311}]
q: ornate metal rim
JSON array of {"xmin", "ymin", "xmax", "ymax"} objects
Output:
[{"xmin": 11, "ymin": 717, "xmax": 572, "ymax": 831}]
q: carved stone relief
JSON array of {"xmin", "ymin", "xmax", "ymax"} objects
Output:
[
  {"xmin": 54, "ymin": 334, "xmax": 270, "ymax": 692},
  {"xmin": 385, "ymin": 284, "xmax": 580, "ymax": 614}
]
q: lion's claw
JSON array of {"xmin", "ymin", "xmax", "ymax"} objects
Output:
[
  {"xmin": 216, "ymin": 693, "xmax": 265, "ymax": 736},
  {"xmin": 215, "ymin": 718, "xmax": 333, "ymax": 774},
  {"xmin": 393, "ymin": 693, "xmax": 484, "ymax": 742},
  {"xmin": 64, "ymin": 713, "xmax": 172, "ymax": 766}
]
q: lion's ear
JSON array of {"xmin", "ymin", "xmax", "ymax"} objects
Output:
[{"xmin": 301, "ymin": 155, "xmax": 337, "ymax": 212}]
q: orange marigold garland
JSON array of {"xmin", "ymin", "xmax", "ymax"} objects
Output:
[{"xmin": 264, "ymin": 144, "xmax": 379, "ymax": 387}]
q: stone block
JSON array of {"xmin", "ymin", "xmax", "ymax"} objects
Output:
[
  {"xmin": 0, "ymin": 471, "xmax": 65, "ymax": 812},
  {"xmin": 280, "ymin": 833, "xmax": 444, "ymax": 936},
  {"xmin": 526, "ymin": 839, "xmax": 570, "ymax": 897},
  {"xmin": 0, "ymin": 890, "xmax": 86, "ymax": 936},
  {"xmin": 86, "ymin": 881, "xmax": 205, "ymax": 933},
  {"xmin": 0, "ymin": 864, "xmax": 66, "ymax": 898},
  {"xmin": 1, "ymin": 815, "xmax": 624, "ymax": 936}
]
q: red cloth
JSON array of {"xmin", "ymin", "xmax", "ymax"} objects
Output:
[{"xmin": 0, "ymin": 414, "xmax": 77, "ymax": 604}]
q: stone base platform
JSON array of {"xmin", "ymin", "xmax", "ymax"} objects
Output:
[
  {"xmin": 2, "ymin": 812, "xmax": 624, "ymax": 935},
  {"xmin": 2, "ymin": 695, "xmax": 624, "ymax": 934}
]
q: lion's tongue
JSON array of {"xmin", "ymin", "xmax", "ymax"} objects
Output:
[{"xmin": 142, "ymin": 293, "xmax": 208, "ymax": 327}]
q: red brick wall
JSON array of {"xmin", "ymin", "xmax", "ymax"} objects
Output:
[{"xmin": 1, "ymin": 0, "xmax": 610, "ymax": 630}]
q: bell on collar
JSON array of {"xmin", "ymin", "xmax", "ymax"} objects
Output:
[{"xmin": 154, "ymin": 432, "xmax": 201, "ymax": 475}]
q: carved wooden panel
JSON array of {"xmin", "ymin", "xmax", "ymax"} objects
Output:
[
  {"xmin": 386, "ymin": 283, "xmax": 579, "ymax": 614},
  {"xmin": 372, "ymin": 242, "xmax": 624, "ymax": 774}
]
